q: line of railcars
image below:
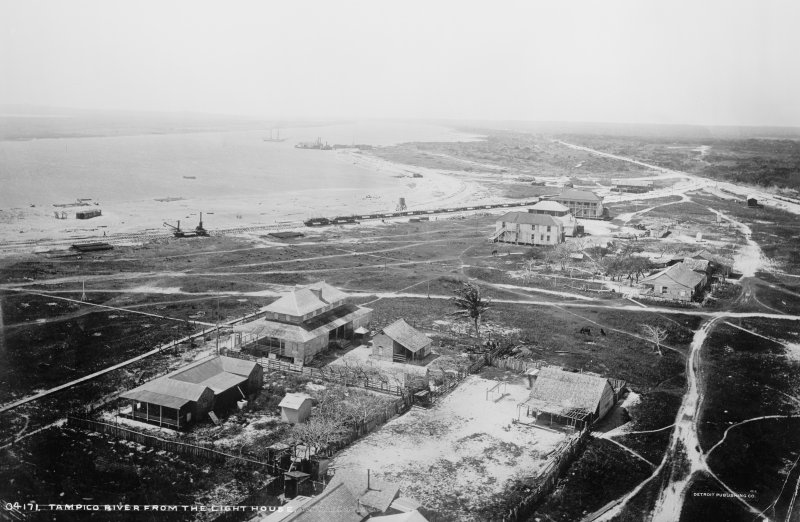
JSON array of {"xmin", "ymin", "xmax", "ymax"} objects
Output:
[{"xmin": 303, "ymin": 201, "xmax": 538, "ymax": 227}]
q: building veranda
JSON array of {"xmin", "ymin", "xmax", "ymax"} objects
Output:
[{"xmin": 231, "ymin": 282, "xmax": 373, "ymax": 365}]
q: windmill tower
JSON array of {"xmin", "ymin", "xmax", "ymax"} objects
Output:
[{"xmin": 81, "ymin": 279, "xmax": 87, "ymax": 301}]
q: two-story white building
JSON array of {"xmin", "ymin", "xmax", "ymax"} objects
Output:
[
  {"xmin": 232, "ymin": 282, "xmax": 372, "ymax": 365},
  {"xmin": 493, "ymin": 212, "xmax": 564, "ymax": 245},
  {"xmin": 551, "ymin": 189, "xmax": 604, "ymax": 218}
]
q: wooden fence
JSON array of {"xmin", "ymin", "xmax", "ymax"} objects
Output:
[
  {"xmin": 426, "ymin": 351, "xmax": 493, "ymax": 404},
  {"xmin": 66, "ymin": 417, "xmax": 269, "ymax": 469},
  {"xmin": 226, "ymin": 351, "xmax": 408, "ymax": 397},
  {"xmin": 502, "ymin": 429, "xmax": 591, "ymax": 521},
  {"xmin": 490, "ymin": 357, "xmax": 545, "ymax": 373}
]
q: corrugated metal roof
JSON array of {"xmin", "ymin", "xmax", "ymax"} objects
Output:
[
  {"xmin": 382, "ymin": 319, "xmax": 431, "ymax": 353},
  {"xmin": 234, "ymin": 306, "xmax": 372, "ymax": 343},
  {"xmin": 527, "ymin": 367, "xmax": 611, "ymax": 413},
  {"xmin": 553, "ymin": 188, "xmax": 602, "ymax": 202},
  {"xmin": 682, "ymin": 258, "xmax": 710, "ymax": 272},
  {"xmin": 265, "ymin": 282, "xmax": 350, "ymax": 316},
  {"xmin": 372, "ymin": 510, "xmax": 429, "ymax": 522},
  {"xmin": 279, "ymin": 482, "xmax": 362, "ymax": 522},
  {"xmin": 119, "ymin": 389, "xmax": 190, "ymax": 410},
  {"xmin": 123, "ymin": 377, "xmax": 210, "ymax": 402},
  {"xmin": 328, "ymin": 470, "xmax": 400, "ymax": 513},
  {"xmin": 202, "ymin": 373, "xmax": 248, "ymax": 394},
  {"xmin": 279, "ymin": 393, "xmax": 313, "ymax": 410},
  {"xmin": 220, "ymin": 356, "xmax": 262, "ymax": 376},
  {"xmin": 529, "ymin": 201, "xmax": 569, "ymax": 212},
  {"xmin": 641, "ymin": 262, "xmax": 706, "ymax": 289},
  {"xmin": 120, "ymin": 356, "xmax": 258, "ymax": 408},
  {"xmin": 498, "ymin": 212, "xmax": 560, "ymax": 227}
]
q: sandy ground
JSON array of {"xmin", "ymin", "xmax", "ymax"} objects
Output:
[{"xmin": 332, "ymin": 375, "xmax": 567, "ymax": 518}]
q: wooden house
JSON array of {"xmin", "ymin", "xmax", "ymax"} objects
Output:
[
  {"xmin": 521, "ymin": 366, "xmax": 616, "ymax": 429},
  {"xmin": 551, "ymin": 189, "xmax": 605, "ymax": 218},
  {"xmin": 492, "ymin": 212, "xmax": 564, "ymax": 245},
  {"xmin": 527, "ymin": 201, "xmax": 579, "ymax": 236},
  {"xmin": 372, "ymin": 319, "xmax": 432, "ymax": 363},
  {"xmin": 233, "ymin": 282, "xmax": 372, "ymax": 365},
  {"xmin": 119, "ymin": 355, "xmax": 262, "ymax": 429},
  {"xmin": 639, "ymin": 262, "xmax": 707, "ymax": 301},
  {"xmin": 279, "ymin": 393, "xmax": 314, "ymax": 424}
]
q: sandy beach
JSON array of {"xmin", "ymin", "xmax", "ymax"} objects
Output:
[{"xmin": 0, "ymin": 147, "xmax": 503, "ymax": 248}]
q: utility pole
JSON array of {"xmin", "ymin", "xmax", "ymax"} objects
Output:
[{"xmin": 215, "ymin": 298, "xmax": 220, "ymax": 356}]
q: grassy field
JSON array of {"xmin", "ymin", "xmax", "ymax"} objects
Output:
[
  {"xmin": 557, "ymin": 134, "xmax": 800, "ymax": 193},
  {"xmin": 531, "ymin": 438, "xmax": 653, "ymax": 521},
  {"xmin": 0, "ymin": 427, "xmax": 275, "ymax": 521}
]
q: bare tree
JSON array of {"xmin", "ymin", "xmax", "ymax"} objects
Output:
[
  {"xmin": 450, "ymin": 282, "xmax": 490, "ymax": 343},
  {"xmin": 641, "ymin": 324, "xmax": 668, "ymax": 356},
  {"xmin": 289, "ymin": 416, "xmax": 347, "ymax": 457}
]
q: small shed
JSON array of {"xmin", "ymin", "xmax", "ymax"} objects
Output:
[
  {"xmin": 372, "ymin": 319, "xmax": 432, "ymax": 363},
  {"xmin": 279, "ymin": 393, "xmax": 313, "ymax": 424}
]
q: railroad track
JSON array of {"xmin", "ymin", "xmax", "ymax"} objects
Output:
[{"xmin": 0, "ymin": 199, "xmax": 553, "ymax": 253}]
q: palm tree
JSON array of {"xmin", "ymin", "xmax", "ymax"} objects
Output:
[{"xmin": 450, "ymin": 282, "xmax": 490, "ymax": 343}]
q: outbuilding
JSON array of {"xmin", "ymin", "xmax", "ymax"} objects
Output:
[
  {"xmin": 639, "ymin": 261, "xmax": 707, "ymax": 302},
  {"xmin": 279, "ymin": 393, "xmax": 314, "ymax": 424},
  {"xmin": 372, "ymin": 319, "xmax": 432, "ymax": 363},
  {"xmin": 119, "ymin": 355, "xmax": 262, "ymax": 428},
  {"xmin": 521, "ymin": 366, "xmax": 617, "ymax": 429}
]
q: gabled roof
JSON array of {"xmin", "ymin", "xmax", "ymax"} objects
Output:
[
  {"xmin": 682, "ymin": 258, "xmax": 710, "ymax": 273},
  {"xmin": 527, "ymin": 367, "xmax": 611, "ymax": 414},
  {"xmin": 170, "ymin": 356, "xmax": 258, "ymax": 383},
  {"xmin": 371, "ymin": 511, "xmax": 429, "ymax": 522},
  {"xmin": 265, "ymin": 282, "xmax": 349, "ymax": 316},
  {"xmin": 121, "ymin": 377, "xmax": 211, "ymax": 403},
  {"xmin": 279, "ymin": 393, "xmax": 313, "ymax": 410},
  {"xmin": 328, "ymin": 470, "xmax": 401, "ymax": 514},
  {"xmin": 382, "ymin": 319, "xmax": 431, "ymax": 353},
  {"xmin": 119, "ymin": 389, "xmax": 191, "ymax": 410},
  {"xmin": 553, "ymin": 188, "xmax": 603, "ymax": 202},
  {"xmin": 641, "ymin": 262, "xmax": 706, "ymax": 289},
  {"xmin": 120, "ymin": 356, "xmax": 258, "ymax": 407},
  {"xmin": 278, "ymin": 482, "xmax": 363, "ymax": 522},
  {"xmin": 498, "ymin": 212, "xmax": 560, "ymax": 227},
  {"xmin": 529, "ymin": 201, "xmax": 570, "ymax": 212},
  {"xmin": 234, "ymin": 305, "xmax": 372, "ymax": 343}
]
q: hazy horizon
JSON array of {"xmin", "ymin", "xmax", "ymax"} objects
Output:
[{"xmin": 2, "ymin": 0, "xmax": 799, "ymax": 127}]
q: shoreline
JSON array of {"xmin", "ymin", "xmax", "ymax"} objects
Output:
[{"xmin": 0, "ymin": 148, "xmax": 509, "ymax": 249}]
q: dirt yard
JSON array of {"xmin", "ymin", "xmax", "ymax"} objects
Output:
[{"xmin": 332, "ymin": 374, "xmax": 569, "ymax": 521}]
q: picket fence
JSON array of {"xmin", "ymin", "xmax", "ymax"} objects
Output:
[
  {"xmin": 226, "ymin": 352, "xmax": 408, "ymax": 397},
  {"xmin": 501, "ymin": 430, "xmax": 591, "ymax": 521},
  {"xmin": 66, "ymin": 416, "xmax": 269, "ymax": 469}
]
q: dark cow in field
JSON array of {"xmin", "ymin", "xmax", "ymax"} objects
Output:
[
  {"xmin": 491, "ymin": 249, "xmax": 498, "ymax": 256},
  {"xmin": 579, "ymin": 326, "xmax": 592, "ymax": 335}
]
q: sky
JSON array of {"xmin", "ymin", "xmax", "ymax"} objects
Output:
[{"xmin": 1, "ymin": 0, "xmax": 799, "ymax": 127}]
